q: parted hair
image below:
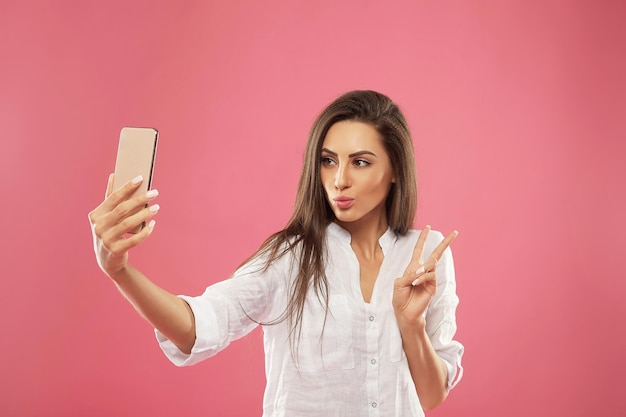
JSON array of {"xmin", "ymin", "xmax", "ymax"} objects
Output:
[{"xmin": 245, "ymin": 90, "xmax": 417, "ymax": 348}]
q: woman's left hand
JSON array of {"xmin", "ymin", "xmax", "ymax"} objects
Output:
[{"xmin": 392, "ymin": 226, "xmax": 458, "ymax": 327}]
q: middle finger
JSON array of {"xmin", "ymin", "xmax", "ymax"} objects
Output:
[
  {"xmin": 422, "ymin": 230, "xmax": 459, "ymax": 272},
  {"xmin": 103, "ymin": 202, "xmax": 160, "ymax": 239},
  {"xmin": 97, "ymin": 188, "xmax": 159, "ymax": 232}
]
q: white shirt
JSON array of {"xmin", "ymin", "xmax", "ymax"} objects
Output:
[{"xmin": 156, "ymin": 223, "xmax": 464, "ymax": 417}]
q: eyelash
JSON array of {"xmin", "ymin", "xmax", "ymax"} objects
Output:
[
  {"xmin": 320, "ymin": 156, "xmax": 370, "ymax": 167},
  {"xmin": 321, "ymin": 156, "xmax": 336, "ymax": 166}
]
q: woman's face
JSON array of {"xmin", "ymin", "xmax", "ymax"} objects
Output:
[{"xmin": 320, "ymin": 120, "xmax": 395, "ymax": 230}]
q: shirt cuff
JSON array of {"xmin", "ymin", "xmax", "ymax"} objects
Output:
[
  {"xmin": 444, "ymin": 357, "xmax": 464, "ymax": 390},
  {"xmin": 439, "ymin": 342, "xmax": 464, "ymax": 390},
  {"xmin": 154, "ymin": 295, "xmax": 221, "ymax": 367}
]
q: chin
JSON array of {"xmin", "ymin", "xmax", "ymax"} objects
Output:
[{"xmin": 333, "ymin": 212, "xmax": 361, "ymax": 224}]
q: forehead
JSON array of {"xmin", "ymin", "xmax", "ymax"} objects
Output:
[{"xmin": 322, "ymin": 120, "xmax": 385, "ymax": 152}]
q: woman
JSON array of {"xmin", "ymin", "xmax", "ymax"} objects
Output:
[{"xmin": 89, "ymin": 90, "xmax": 463, "ymax": 416}]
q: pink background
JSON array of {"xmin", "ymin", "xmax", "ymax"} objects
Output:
[{"xmin": 1, "ymin": 1, "xmax": 625, "ymax": 416}]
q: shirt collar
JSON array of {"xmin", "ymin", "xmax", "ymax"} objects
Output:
[{"xmin": 327, "ymin": 222, "xmax": 396, "ymax": 256}]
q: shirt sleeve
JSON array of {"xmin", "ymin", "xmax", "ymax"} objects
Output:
[
  {"xmin": 424, "ymin": 231, "xmax": 465, "ymax": 389},
  {"xmin": 155, "ymin": 254, "xmax": 282, "ymax": 367}
]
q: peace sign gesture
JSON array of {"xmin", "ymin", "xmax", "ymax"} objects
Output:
[{"xmin": 392, "ymin": 226, "xmax": 458, "ymax": 327}]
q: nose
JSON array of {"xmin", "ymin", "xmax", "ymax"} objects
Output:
[{"xmin": 334, "ymin": 164, "xmax": 350, "ymax": 190}]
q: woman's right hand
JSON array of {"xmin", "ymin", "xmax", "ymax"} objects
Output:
[{"xmin": 88, "ymin": 174, "xmax": 160, "ymax": 278}]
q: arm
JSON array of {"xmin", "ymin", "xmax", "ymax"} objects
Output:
[
  {"xmin": 393, "ymin": 227, "xmax": 459, "ymax": 410},
  {"xmin": 109, "ymin": 264, "xmax": 196, "ymax": 354},
  {"xmin": 88, "ymin": 174, "xmax": 196, "ymax": 354},
  {"xmin": 396, "ymin": 316, "xmax": 449, "ymax": 410}
]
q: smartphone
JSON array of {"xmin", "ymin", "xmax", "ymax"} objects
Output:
[{"xmin": 112, "ymin": 127, "xmax": 158, "ymax": 233}]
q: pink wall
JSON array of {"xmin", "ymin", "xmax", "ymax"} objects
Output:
[{"xmin": 2, "ymin": 1, "xmax": 625, "ymax": 416}]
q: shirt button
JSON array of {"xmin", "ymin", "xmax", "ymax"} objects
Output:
[
  {"xmin": 371, "ymin": 402, "xmax": 378, "ymax": 408},
  {"xmin": 371, "ymin": 358, "xmax": 377, "ymax": 365},
  {"xmin": 369, "ymin": 315, "xmax": 375, "ymax": 321}
]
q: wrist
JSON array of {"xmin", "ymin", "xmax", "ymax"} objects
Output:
[
  {"xmin": 107, "ymin": 264, "xmax": 132, "ymax": 283},
  {"xmin": 396, "ymin": 314, "xmax": 427, "ymax": 335}
]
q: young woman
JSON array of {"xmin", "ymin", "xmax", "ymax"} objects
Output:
[{"xmin": 89, "ymin": 90, "xmax": 464, "ymax": 416}]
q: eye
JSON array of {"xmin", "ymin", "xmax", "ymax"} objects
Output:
[
  {"xmin": 321, "ymin": 156, "xmax": 336, "ymax": 166},
  {"xmin": 353, "ymin": 159, "xmax": 371, "ymax": 167}
]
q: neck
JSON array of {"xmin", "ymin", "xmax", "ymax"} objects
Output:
[{"xmin": 336, "ymin": 211, "xmax": 388, "ymax": 260}]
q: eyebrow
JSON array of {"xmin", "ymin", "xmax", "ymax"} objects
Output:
[{"xmin": 321, "ymin": 148, "xmax": 378, "ymax": 158}]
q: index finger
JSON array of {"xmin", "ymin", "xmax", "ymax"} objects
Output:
[
  {"xmin": 410, "ymin": 225, "xmax": 431, "ymax": 267},
  {"xmin": 92, "ymin": 174, "xmax": 143, "ymax": 217}
]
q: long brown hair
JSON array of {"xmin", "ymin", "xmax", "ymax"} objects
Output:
[{"xmin": 247, "ymin": 90, "xmax": 417, "ymax": 346}]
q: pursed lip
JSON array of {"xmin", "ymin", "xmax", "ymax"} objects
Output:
[
  {"xmin": 333, "ymin": 196, "xmax": 354, "ymax": 202},
  {"xmin": 332, "ymin": 196, "xmax": 354, "ymax": 209}
]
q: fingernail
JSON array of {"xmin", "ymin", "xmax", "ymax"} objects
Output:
[
  {"xmin": 412, "ymin": 278, "xmax": 420, "ymax": 286},
  {"xmin": 149, "ymin": 204, "xmax": 160, "ymax": 213},
  {"xmin": 416, "ymin": 266, "xmax": 425, "ymax": 275},
  {"xmin": 131, "ymin": 175, "xmax": 143, "ymax": 185},
  {"xmin": 148, "ymin": 220, "xmax": 156, "ymax": 228},
  {"xmin": 146, "ymin": 189, "xmax": 159, "ymax": 199}
]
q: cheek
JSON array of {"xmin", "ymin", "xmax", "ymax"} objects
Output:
[
  {"xmin": 364, "ymin": 176, "xmax": 394, "ymax": 204},
  {"xmin": 320, "ymin": 171, "xmax": 333, "ymax": 194},
  {"xmin": 369, "ymin": 172, "xmax": 393, "ymax": 191},
  {"xmin": 319, "ymin": 171, "xmax": 329, "ymax": 186}
]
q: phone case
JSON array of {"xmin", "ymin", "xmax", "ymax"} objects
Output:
[{"xmin": 112, "ymin": 127, "xmax": 158, "ymax": 233}]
